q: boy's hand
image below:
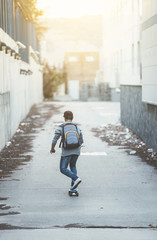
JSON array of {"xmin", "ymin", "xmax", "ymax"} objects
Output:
[
  {"xmin": 50, "ymin": 144, "xmax": 55, "ymax": 154},
  {"xmin": 50, "ymin": 148, "xmax": 55, "ymax": 153}
]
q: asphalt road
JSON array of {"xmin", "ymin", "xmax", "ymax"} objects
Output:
[{"xmin": 0, "ymin": 102, "xmax": 157, "ymax": 239}]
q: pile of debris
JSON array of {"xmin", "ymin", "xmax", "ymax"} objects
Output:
[{"xmin": 92, "ymin": 123, "xmax": 157, "ymax": 167}]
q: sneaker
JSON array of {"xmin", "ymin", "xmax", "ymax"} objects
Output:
[
  {"xmin": 72, "ymin": 178, "xmax": 82, "ymax": 190},
  {"xmin": 70, "ymin": 188, "xmax": 78, "ymax": 193}
]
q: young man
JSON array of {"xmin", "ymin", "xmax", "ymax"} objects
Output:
[{"xmin": 50, "ymin": 110, "xmax": 83, "ymax": 190}]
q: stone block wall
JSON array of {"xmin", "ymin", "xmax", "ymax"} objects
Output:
[{"xmin": 121, "ymin": 85, "xmax": 157, "ymax": 152}]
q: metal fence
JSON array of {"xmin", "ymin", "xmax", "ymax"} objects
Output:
[
  {"xmin": 0, "ymin": 0, "xmax": 38, "ymax": 62},
  {"xmin": 15, "ymin": 7, "xmax": 38, "ymax": 62},
  {"xmin": 0, "ymin": 0, "xmax": 15, "ymax": 38}
]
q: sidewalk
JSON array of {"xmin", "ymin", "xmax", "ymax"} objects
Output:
[{"xmin": 0, "ymin": 101, "xmax": 157, "ymax": 239}]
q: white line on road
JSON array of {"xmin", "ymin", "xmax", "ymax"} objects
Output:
[{"xmin": 81, "ymin": 152, "xmax": 107, "ymax": 156}]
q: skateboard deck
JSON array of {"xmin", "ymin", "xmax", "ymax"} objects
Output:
[{"xmin": 68, "ymin": 189, "xmax": 79, "ymax": 197}]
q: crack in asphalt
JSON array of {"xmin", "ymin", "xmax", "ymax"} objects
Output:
[{"xmin": 0, "ymin": 224, "xmax": 157, "ymax": 230}]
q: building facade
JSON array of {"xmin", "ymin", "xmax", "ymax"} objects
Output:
[
  {"xmin": 121, "ymin": 0, "xmax": 157, "ymax": 152},
  {"xmin": 64, "ymin": 51, "xmax": 100, "ymax": 100},
  {"xmin": 103, "ymin": 0, "xmax": 142, "ymax": 101},
  {"xmin": 103, "ymin": 0, "xmax": 157, "ymax": 151},
  {"xmin": 0, "ymin": 0, "xmax": 43, "ymax": 150}
]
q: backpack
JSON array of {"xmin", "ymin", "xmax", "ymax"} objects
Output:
[{"xmin": 59, "ymin": 123, "xmax": 81, "ymax": 149}]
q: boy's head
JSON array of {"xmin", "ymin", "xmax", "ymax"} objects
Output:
[{"xmin": 63, "ymin": 111, "xmax": 73, "ymax": 121}]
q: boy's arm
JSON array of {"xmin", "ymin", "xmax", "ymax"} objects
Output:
[
  {"xmin": 50, "ymin": 127, "xmax": 62, "ymax": 154},
  {"xmin": 50, "ymin": 144, "xmax": 56, "ymax": 153}
]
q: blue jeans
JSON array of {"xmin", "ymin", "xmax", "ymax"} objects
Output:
[{"xmin": 60, "ymin": 155, "xmax": 79, "ymax": 185}]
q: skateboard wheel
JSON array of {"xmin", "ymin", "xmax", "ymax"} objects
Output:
[{"xmin": 68, "ymin": 189, "xmax": 79, "ymax": 197}]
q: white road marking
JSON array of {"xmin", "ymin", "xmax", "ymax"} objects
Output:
[{"xmin": 81, "ymin": 152, "xmax": 107, "ymax": 156}]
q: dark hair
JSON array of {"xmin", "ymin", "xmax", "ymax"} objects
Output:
[{"xmin": 63, "ymin": 111, "xmax": 73, "ymax": 120}]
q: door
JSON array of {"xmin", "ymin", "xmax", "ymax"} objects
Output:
[{"xmin": 68, "ymin": 80, "xmax": 79, "ymax": 100}]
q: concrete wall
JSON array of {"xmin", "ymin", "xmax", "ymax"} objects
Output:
[
  {"xmin": 142, "ymin": 0, "xmax": 157, "ymax": 105},
  {"xmin": 121, "ymin": 85, "xmax": 157, "ymax": 152},
  {"xmin": 0, "ymin": 29, "xmax": 43, "ymax": 150}
]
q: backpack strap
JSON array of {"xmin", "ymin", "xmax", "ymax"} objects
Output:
[
  {"xmin": 75, "ymin": 124, "xmax": 79, "ymax": 135},
  {"xmin": 59, "ymin": 123, "xmax": 64, "ymax": 148},
  {"xmin": 59, "ymin": 140, "xmax": 62, "ymax": 148}
]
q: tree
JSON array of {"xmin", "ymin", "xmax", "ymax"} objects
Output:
[
  {"xmin": 15, "ymin": 0, "xmax": 43, "ymax": 22},
  {"xmin": 43, "ymin": 63, "xmax": 67, "ymax": 99},
  {"xmin": 35, "ymin": 21, "xmax": 49, "ymax": 41},
  {"xmin": 15, "ymin": 1, "xmax": 49, "ymax": 41}
]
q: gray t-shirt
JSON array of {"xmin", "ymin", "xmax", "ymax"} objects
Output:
[{"xmin": 52, "ymin": 121, "xmax": 83, "ymax": 157}]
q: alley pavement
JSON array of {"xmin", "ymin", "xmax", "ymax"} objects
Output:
[{"xmin": 0, "ymin": 102, "xmax": 157, "ymax": 239}]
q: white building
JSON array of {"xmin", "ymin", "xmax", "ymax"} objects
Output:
[
  {"xmin": 103, "ymin": 0, "xmax": 157, "ymax": 152},
  {"xmin": 103, "ymin": 0, "xmax": 142, "ymax": 100},
  {"xmin": 142, "ymin": 0, "xmax": 157, "ymax": 105}
]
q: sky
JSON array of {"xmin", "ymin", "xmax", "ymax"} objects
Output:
[{"xmin": 37, "ymin": 0, "xmax": 107, "ymax": 18}]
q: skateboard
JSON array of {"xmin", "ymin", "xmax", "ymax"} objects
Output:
[{"xmin": 68, "ymin": 188, "xmax": 79, "ymax": 197}]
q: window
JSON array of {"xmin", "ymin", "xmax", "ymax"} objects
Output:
[
  {"xmin": 85, "ymin": 56, "xmax": 95, "ymax": 62},
  {"xmin": 132, "ymin": 44, "xmax": 134, "ymax": 72},
  {"xmin": 137, "ymin": 41, "xmax": 140, "ymax": 71},
  {"xmin": 68, "ymin": 56, "xmax": 78, "ymax": 62},
  {"xmin": 120, "ymin": 49, "xmax": 122, "ymax": 70},
  {"xmin": 132, "ymin": 0, "xmax": 134, "ymax": 16},
  {"xmin": 139, "ymin": 0, "xmax": 143, "ymax": 16},
  {"xmin": 137, "ymin": 41, "xmax": 142, "ymax": 79}
]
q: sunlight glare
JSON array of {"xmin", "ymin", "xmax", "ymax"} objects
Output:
[{"xmin": 37, "ymin": 0, "xmax": 107, "ymax": 18}]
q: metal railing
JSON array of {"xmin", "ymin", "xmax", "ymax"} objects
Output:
[
  {"xmin": 0, "ymin": 0, "xmax": 38, "ymax": 62},
  {"xmin": 0, "ymin": 0, "xmax": 14, "ymax": 38}
]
